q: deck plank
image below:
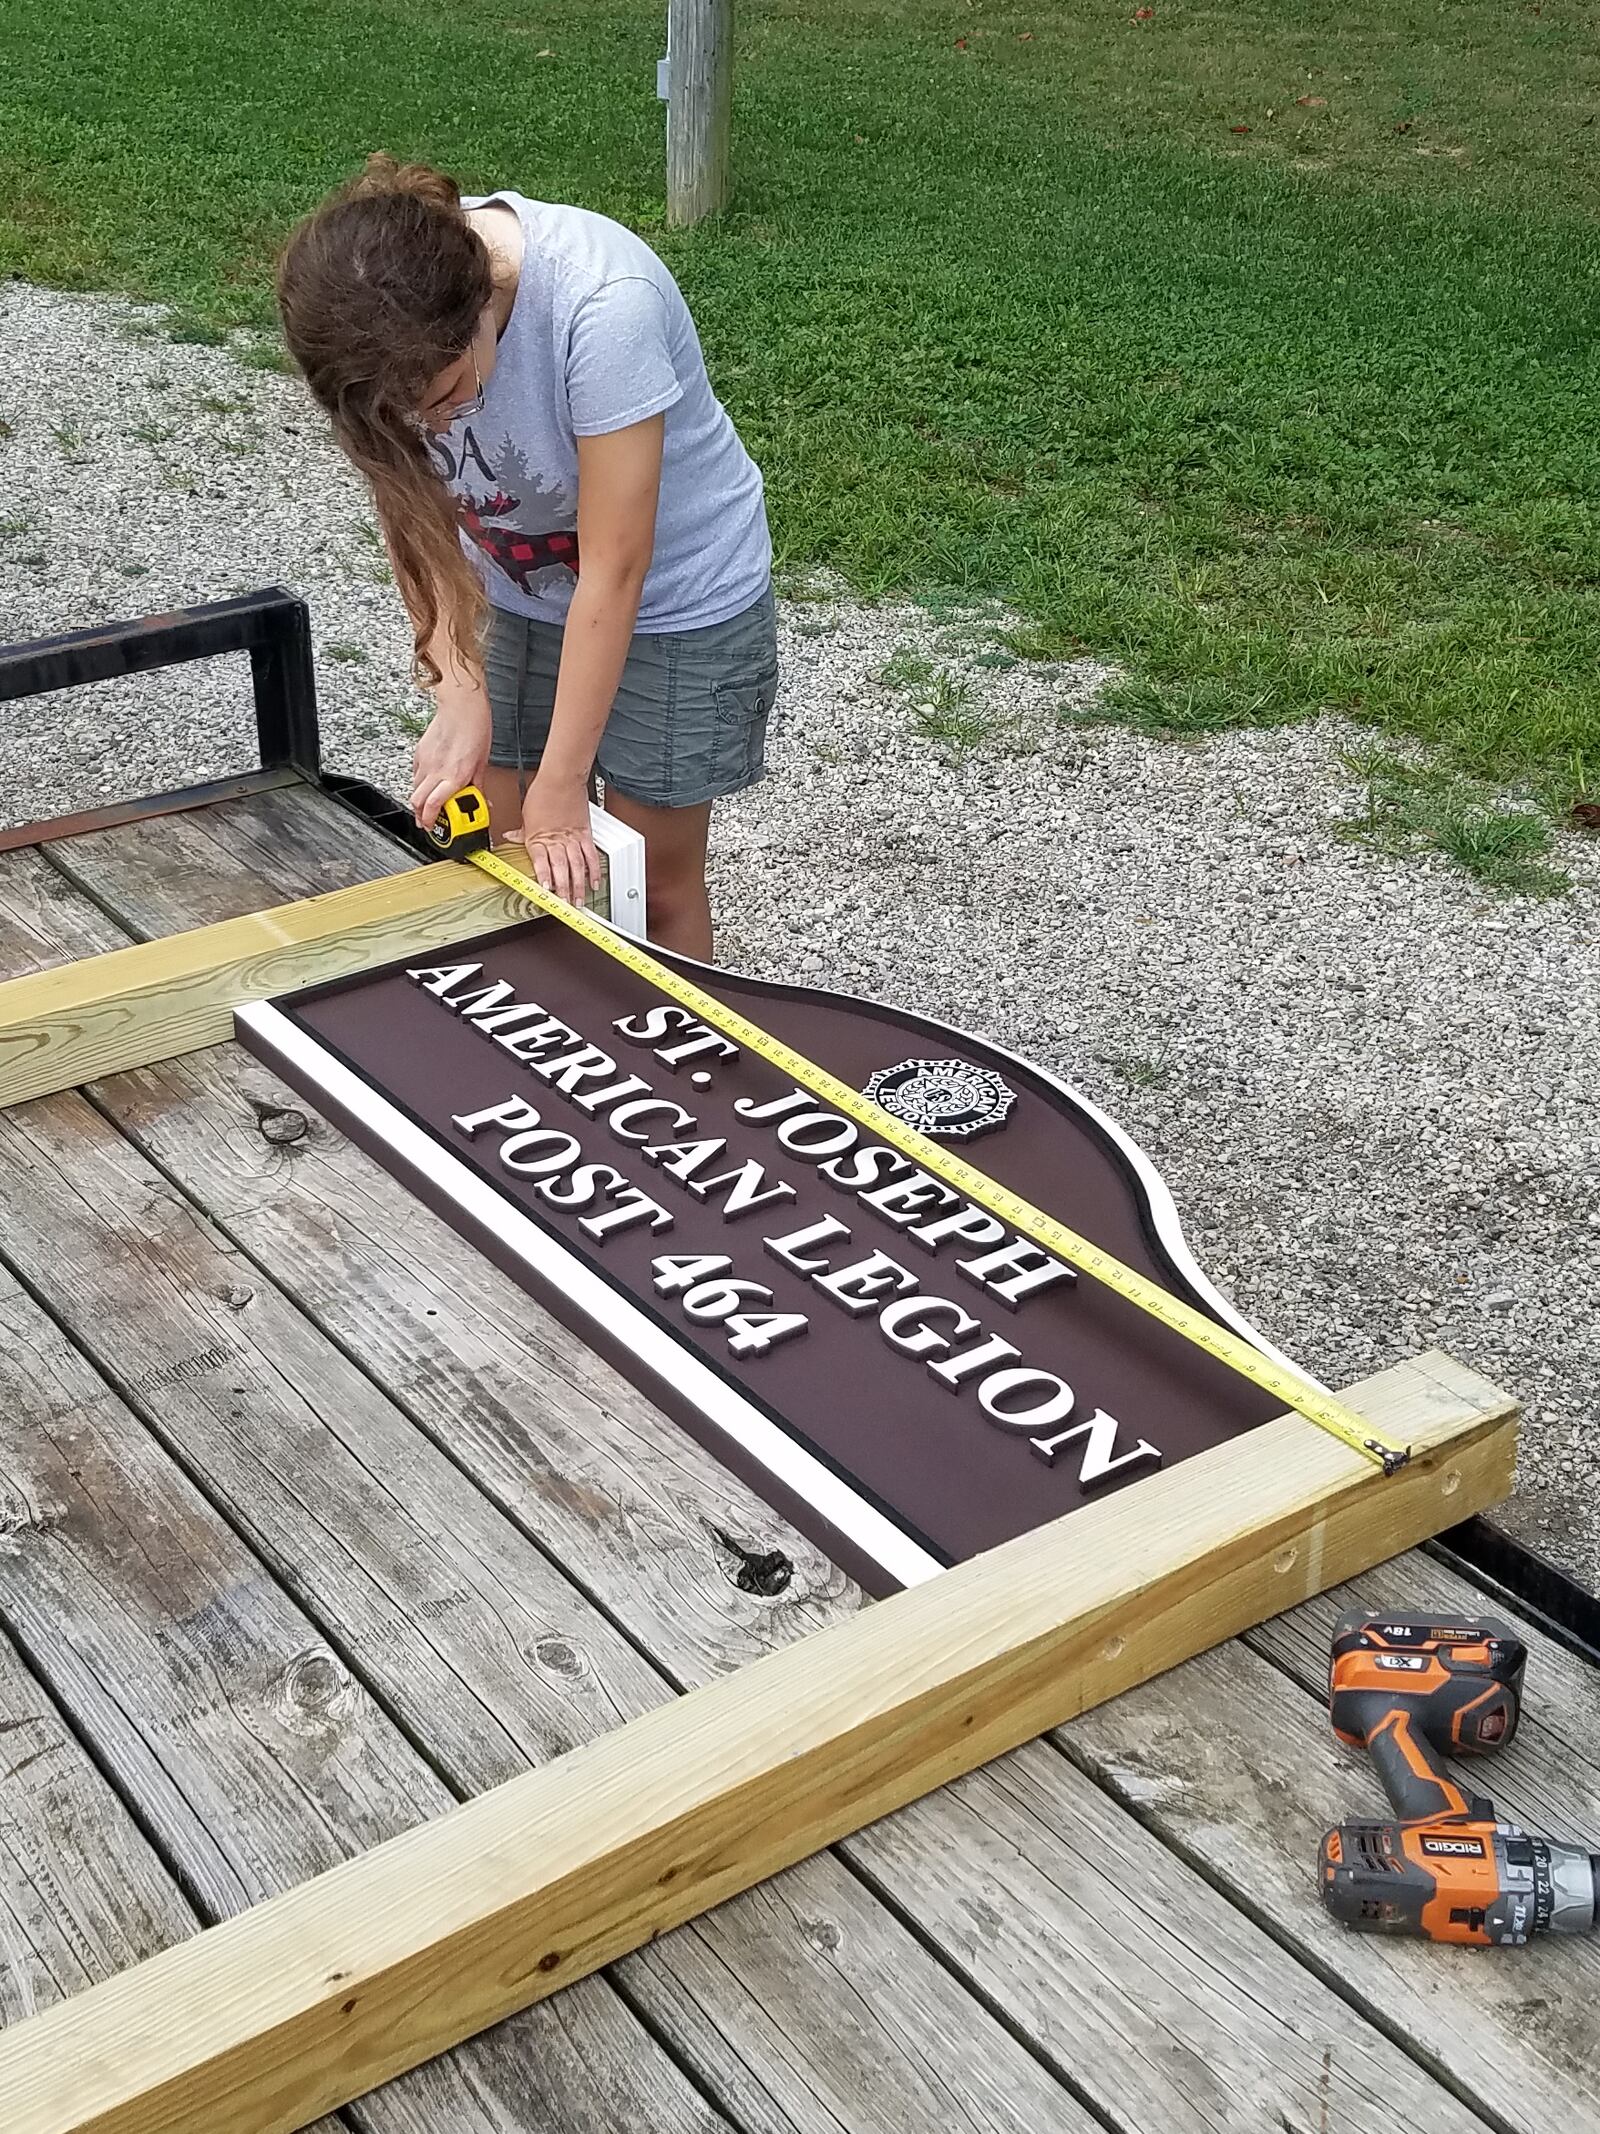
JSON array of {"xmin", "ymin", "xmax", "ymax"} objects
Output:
[
  {"xmin": 44, "ymin": 782, "xmax": 410, "ymax": 937},
  {"xmin": 0, "ymin": 1258, "xmax": 729, "ymax": 2134},
  {"xmin": 0, "ymin": 1630, "xmax": 348, "ymax": 2134},
  {"xmin": 0, "ymin": 846, "xmax": 130, "ymax": 976},
  {"xmin": 0, "ymin": 792, "xmax": 1527, "ymax": 2133},
  {"xmin": 1063, "ymin": 1629, "xmax": 1600, "ymax": 2133},
  {"xmin": 0, "ymin": 1632, "xmax": 195, "ymax": 2023}
]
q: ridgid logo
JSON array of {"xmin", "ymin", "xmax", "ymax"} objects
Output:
[{"xmin": 242, "ymin": 921, "xmax": 1286, "ymax": 1590}]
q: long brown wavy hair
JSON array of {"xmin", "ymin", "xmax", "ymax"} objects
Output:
[{"xmin": 276, "ymin": 153, "xmax": 499, "ymax": 686}]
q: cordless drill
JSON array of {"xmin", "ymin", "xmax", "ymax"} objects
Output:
[{"xmin": 1318, "ymin": 1610, "xmax": 1600, "ymax": 1946}]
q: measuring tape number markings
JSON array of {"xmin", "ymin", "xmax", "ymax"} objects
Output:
[{"xmin": 427, "ymin": 786, "xmax": 1409, "ymax": 1473}]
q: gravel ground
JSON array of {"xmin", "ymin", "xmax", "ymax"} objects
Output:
[{"xmin": 3, "ymin": 282, "xmax": 1597, "ymax": 1588}]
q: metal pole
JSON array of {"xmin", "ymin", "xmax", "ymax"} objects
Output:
[{"xmin": 666, "ymin": 0, "xmax": 733, "ymax": 227}]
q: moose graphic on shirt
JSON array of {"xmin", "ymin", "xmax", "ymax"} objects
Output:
[
  {"xmin": 431, "ymin": 430, "xmax": 580, "ymax": 596},
  {"xmin": 458, "ymin": 487, "xmax": 580, "ymax": 592}
]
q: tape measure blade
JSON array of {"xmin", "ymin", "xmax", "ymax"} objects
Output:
[{"xmin": 463, "ymin": 848, "xmax": 1403, "ymax": 1470}]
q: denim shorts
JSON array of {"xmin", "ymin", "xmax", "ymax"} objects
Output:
[{"xmin": 482, "ymin": 585, "xmax": 779, "ymax": 810}]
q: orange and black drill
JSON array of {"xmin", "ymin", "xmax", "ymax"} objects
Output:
[{"xmin": 1318, "ymin": 1610, "xmax": 1600, "ymax": 1946}]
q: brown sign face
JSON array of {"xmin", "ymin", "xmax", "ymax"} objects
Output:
[{"xmin": 238, "ymin": 918, "xmax": 1287, "ymax": 1593}]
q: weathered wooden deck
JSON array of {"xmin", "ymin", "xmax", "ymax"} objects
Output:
[{"xmin": 1, "ymin": 780, "xmax": 1595, "ymax": 2134}]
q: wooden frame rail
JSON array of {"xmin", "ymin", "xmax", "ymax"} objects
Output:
[
  {"xmin": 0, "ymin": 865, "xmax": 535, "ymax": 1110},
  {"xmin": 0, "ymin": 1350, "xmax": 1515, "ymax": 2134}
]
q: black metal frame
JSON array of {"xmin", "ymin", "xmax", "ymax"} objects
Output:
[
  {"xmin": 0, "ymin": 586, "xmax": 320, "ymax": 776},
  {"xmin": 0, "ymin": 586, "xmax": 441, "ymax": 862},
  {"xmin": 0, "ymin": 591, "xmax": 1595, "ymax": 1647}
]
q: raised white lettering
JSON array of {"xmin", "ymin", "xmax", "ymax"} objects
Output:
[
  {"xmin": 643, "ymin": 1136, "xmax": 728, "ymax": 1184},
  {"xmin": 764, "ymin": 1213, "xmax": 853, "ymax": 1275},
  {"xmin": 452, "ymin": 1096, "xmax": 542, "ymax": 1137},
  {"xmin": 569, "ymin": 1073, "xmax": 654, "ymax": 1116},
  {"xmin": 817, "ymin": 1145, "xmax": 906, "ymax": 1194},
  {"xmin": 608, "ymin": 1098, "xmax": 697, "ymax": 1143},
  {"xmin": 536, "ymin": 1161, "xmax": 625, "ymax": 1211},
  {"xmin": 448, "ymin": 978, "xmax": 517, "ymax": 1020},
  {"xmin": 958, "ymin": 1239, "xmax": 1077, "ymax": 1310},
  {"xmin": 464, "ymin": 1000, "xmax": 554, "ymax": 1039},
  {"xmin": 528, "ymin": 1043, "xmax": 622, "ymax": 1095},
  {"xmin": 811, "ymin": 1250, "xmax": 918, "ymax": 1316},
  {"xmin": 689, "ymin": 1160, "xmax": 798, "ymax": 1220},
  {"xmin": 1030, "ymin": 1407, "xmax": 1162, "ymax": 1488},
  {"xmin": 734, "ymin": 1087, "xmax": 812, "ymax": 1124},
  {"xmin": 976, "ymin": 1367, "xmax": 1076, "ymax": 1433},
  {"xmin": 499, "ymin": 1128, "xmax": 583, "ymax": 1178},
  {"xmin": 926, "ymin": 1330, "xmax": 1021, "ymax": 1392},
  {"xmin": 579, "ymin": 1187, "xmax": 675, "ymax": 1241},
  {"xmin": 406, "ymin": 961, "xmax": 482, "ymax": 1001},
  {"xmin": 859, "ymin": 1169, "xmax": 962, "ymax": 1228},
  {"xmin": 877, "ymin": 1294, "xmax": 980, "ymax": 1360},
  {"xmin": 614, "ymin": 1004, "xmax": 696, "ymax": 1046},
  {"xmin": 906, "ymin": 1204, "xmax": 1008, "ymax": 1256},
  {"xmin": 655, "ymin": 1026, "xmax": 740, "ymax": 1069},
  {"xmin": 494, "ymin": 1014, "xmax": 581, "ymax": 1065},
  {"xmin": 776, "ymin": 1111, "xmax": 859, "ymax": 1160}
]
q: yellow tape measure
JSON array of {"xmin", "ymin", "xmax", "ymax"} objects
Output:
[{"xmin": 430, "ymin": 788, "xmax": 1408, "ymax": 1473}]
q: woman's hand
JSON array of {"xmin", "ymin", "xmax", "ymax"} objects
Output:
[
  {"xmin": 410, "ymin": 689, "xmax": 492, "ymax": 829},
  {"xmin": 512, "ymin": 766, "xmax": 604, "ymax": 908}
]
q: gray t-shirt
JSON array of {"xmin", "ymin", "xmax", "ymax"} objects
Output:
[{"xmin": 426, "ymin": 193, "xmax": 771, "ymax": 634}]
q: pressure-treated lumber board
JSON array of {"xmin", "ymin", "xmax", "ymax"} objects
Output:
[
  {"xmin": 0, "ymin": 855, "xmax": 531, "ymax": 1109},
  {"xmin": 0, "ymin": 1073, "xmax": 1486, "ymax": 2134},
  {"xmin": 0, "ymin": 1351, "xmax": 1515, "ymax": 2134}
]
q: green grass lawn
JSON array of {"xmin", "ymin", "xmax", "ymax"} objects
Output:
[{"xmin": 3, "ymin": 0, "xmax": 1598, "ymax": 867}]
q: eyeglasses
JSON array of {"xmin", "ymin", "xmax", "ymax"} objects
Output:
[{"xmin": 414, "ymin": 329, "xmax": 484, "ymax": 434}]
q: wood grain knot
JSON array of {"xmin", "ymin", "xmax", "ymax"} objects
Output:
[
  {"xmin": 710, "ymin": 1526, "xmax": 794, "ymax": 1597},
  {"xmin": 534, "ymin": 1638, "xmax": 584, "ymax": 1677},
  {"xmin": 0, "ymin": 1482, "xmax": 52, "ymax": 1545},
  {"xmin": 279, "ymin": 1649, "xmax": 353, "ymax": 1729},
  {"xmin": 251, "ymin": 1098, "xmax": 309, "ymax": 1147},
  {"xmin": 1273, "ymin": 1544, "xmax": 1299, "ymax": 1573},
  {"xmin": 537, "ymin": 1951, "xmax": 562, "ymax": 1973},
  {"xmin": 1441, "ymin": 1468, "xmax": 1462, "ymax": 1496}
]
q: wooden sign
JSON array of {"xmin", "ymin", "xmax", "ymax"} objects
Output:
[{"xmin": 237, "ymin": 917, "xmax": 1296, "ymax": 1593}]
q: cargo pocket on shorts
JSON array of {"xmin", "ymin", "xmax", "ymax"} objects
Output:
[{"xmin": 712, "ymin": 662, "xmax": 779, "ymax": 790}]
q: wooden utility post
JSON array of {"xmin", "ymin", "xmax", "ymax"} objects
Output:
[{"xmin": 665, "ymin": 0, "xmax": 733, "ymax": 225}]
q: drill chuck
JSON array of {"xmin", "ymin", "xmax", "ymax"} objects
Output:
[{"xmin": 1545, "ymin": 1844, "xmax": 1600, "ymax": 1938}]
